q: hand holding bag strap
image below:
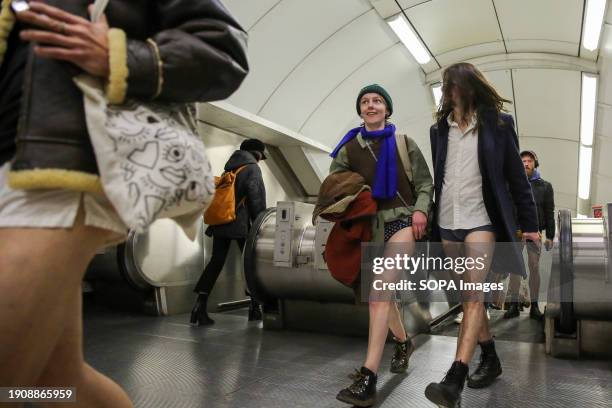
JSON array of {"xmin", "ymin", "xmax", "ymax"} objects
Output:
[{"xmin": 90, "ymin": 0, "xmax": 109, "ymax": 22}]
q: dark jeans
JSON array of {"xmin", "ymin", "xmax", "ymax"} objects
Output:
[{"xmin": 194, "ymin": 237, "xmax": 245, "ymax": 294}]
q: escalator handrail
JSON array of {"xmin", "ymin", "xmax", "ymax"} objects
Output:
[
  {"xmin": 243, "ymin": 207, "xmax": 277, "ymax": 305},
  {"xmin": 558, "ymin": 209, "xmax": 576, "ymax": 334}
]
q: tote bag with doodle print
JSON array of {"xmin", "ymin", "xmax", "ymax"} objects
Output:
[{"xmin": 75, "ymin": 74, "xmax": 215, "ymax": 233}]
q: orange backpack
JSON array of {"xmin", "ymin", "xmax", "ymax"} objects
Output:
[{"xmin": 204, "ymin": 165, "xmax": 248, "ymax": 225}]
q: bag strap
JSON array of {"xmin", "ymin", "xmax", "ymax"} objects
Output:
[
  {"xmin": 232, "ymin": 165, "xmax": 248, "ymax": 176},
  {"xmin": 364, "ymin": 142, "xmax": 410, "ymax": 209},
  {"xmin": 395, "ymin": 133, "xmax": 413, "ymax": 184},
  {"xmin": 90, "ymin": 0, "xmax": 110, "ymax": 22},
  {"xmin": 232, "ymin": 165, "xmax": 248, "ymax": 209}
]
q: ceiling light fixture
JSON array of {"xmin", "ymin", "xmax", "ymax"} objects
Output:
[
  {"xmin": 582, "ymin": 0, "xmax": 606, "ymax": 51},
  {"xmin": 580, "ymin": 74, "xmax": 598, "ymax": 146},
  {"xmin": 578, "ymin": 145, "xmax": 593, "ymax": 200},
  {"xmin": 387, "ymin": 14, "xmax": 431, "ymax": 64}
]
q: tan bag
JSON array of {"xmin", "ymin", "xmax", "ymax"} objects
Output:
[{"xmin": 204, "ymin": 165, "xmax": 247, "ymax": 225}]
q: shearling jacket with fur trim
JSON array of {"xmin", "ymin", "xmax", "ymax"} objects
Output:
[{"xmin": 0, "ymin": 0, "xmax": 248, "ymax": 193}]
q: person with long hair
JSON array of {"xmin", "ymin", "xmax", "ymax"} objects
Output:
[
  {"xmin": 329, "ymin": 84, "xmax": 433, "ymax": 407},
  {"xmin": 424, "ymin": 63, "xmax": 538, "ymax": 408}
]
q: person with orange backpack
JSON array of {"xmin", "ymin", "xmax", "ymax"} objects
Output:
[{"xmin": 191, "ymin": 139, "xmax": 267, "ymax": 326}]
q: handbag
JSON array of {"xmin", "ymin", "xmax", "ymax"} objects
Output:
[{"xmin": 74, "ymin": 0, "xmax": 215, "ymax": 233}]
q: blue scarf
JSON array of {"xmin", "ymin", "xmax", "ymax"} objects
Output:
[
  {"xmin": 529, "ymin": 168, "xmax": 541, "ymax": 182},
  {"xmin": 330, "ymin": 124, "xmax": 397, "ymax": 199}
]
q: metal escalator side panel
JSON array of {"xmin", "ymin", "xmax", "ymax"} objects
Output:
[
  {"xmin": 119, "ymin": 231, "xmax": 152, "ymax": 292},
  {"xmin": 558, "ymin": 209, "xmax": 576, "ymax": 334},
  {"xmin": 120, "ymin": 218, "xmax": 206, "ymax": 290},
  {"xmin": 243, "ymin": 207, "xmax": 277, "ymax": 305}
]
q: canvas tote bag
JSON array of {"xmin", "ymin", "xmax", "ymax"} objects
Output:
[{"xmin": 74, "ymin": 0, "xmax": 215, "ymax": 233}]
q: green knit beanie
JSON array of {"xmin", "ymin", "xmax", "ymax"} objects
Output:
[{"xmin": 356, "ymin": 84, "xmax": 393, "ymax": 117}]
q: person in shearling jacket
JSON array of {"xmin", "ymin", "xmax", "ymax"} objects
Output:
[{"xmin": 0, "ymin": 1, "xmax": 248, "ymax": 405}]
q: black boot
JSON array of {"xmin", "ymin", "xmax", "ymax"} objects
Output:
[
  {"xmin": 529, "ymin": 302, "xmax": 543, "ymax": 320},
  {"xmin": 336, "ymin": 366, "xmax": 377, "ymax": 407},
  {"xmin": 190, "ymin": 293, "xmax": 214, "ymax": 326},
  {"xmin": 425, "ymin": 361, "xmax": 468, "ymax": 408},
  {"xmin": 467, "ymin": 339, "xmax": 502, "ymax": 388},
  {"xmin": 248, "ymin": 299, "xmax": 262, "ymax": 321},
  {"xmin": 503, "ymin": 302, "xmax": 520, "ymax": 319},
  {"xmin": 390, "ymin": 336, "xmax": 415, "ymax": 373}
]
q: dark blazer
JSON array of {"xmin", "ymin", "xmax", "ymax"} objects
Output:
[{"xmin": 430, "ymin": 110, "xmax": 538, "ymax": 276}]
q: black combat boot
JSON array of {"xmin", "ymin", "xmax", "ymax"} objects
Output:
[
  {"xmin": 248, "ymin": 298, "xmax": 262, "ymax": 321},
  {"xmin": 336, "ymin": 366, "xmax": 377, "ymax": 407},
  {"xmin": 503, "ymin": 302, "xmax": 520, "ymax": 319},
  {"xmin": 467, "ymin": 339, "xmax": 502, "ymax": 388},
  {"xmin": 529, "ymin": 302, "xmax": 543, "ymax": 320},
  {"xmin": 425, "ymin": 360, "xmax": 469, "ymax": 408},
  {"xmin": 390, "ymin": 336, "xmax": 415, "ymax": 373},
  {"xmin": 190, "ymin": 293, "xmax": 214, "ymax": 326}
]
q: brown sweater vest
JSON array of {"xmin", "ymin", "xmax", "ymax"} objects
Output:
[{"xmin": 345, "ymin": 137, "xmax": 414, "ymax": 211}]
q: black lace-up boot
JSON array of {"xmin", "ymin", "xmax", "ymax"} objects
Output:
[
  {"xmin": 529, "ymin": 301, "xmax": 543, "ymax": 320},
  {"xmin": 425, "ymin": 361, "xmax": 469, "ymax": 408},
  {"xmin": 467, "ymin": 339, "xmax": 502, "ymax": 388},
  {"xmin": 390, "ymin": 336, "xmax": 415, "ymax": 373},
  {"xmin": 190, "ymin": 293, "xmax": 214, "ymax": 326},
  {"xmin": 248, "ymin": 298, "xmax": 262, "ymax": 321},
  {"xmin": 336, "ymin": 366, "xmax": 377, "ymax": 407},
  {"xmin": 503, "ymin": 302, "xmax": 520, "ymax": 319}
]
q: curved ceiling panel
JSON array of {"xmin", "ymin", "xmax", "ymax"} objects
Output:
[
  {"xmin": 596, "ymin": 105, "xmax": 612, "ymax": 139},
  {"xmin": 257, "ymin": 10, "xmax": 398, "ymax": 132},
  {"xmin": 221, "ymin": 0, "xmax": 281, "ymax": 31},
  {"xmin": 503, "ymin": 40, "xmax": 578, "ymax": 56},
  {"xmin": 435, "ymin": 42, "xmax": 505, "ymax": 66},
  {"xmin": 481, "ymin": 69, "xmax": 516, "ymax": 120},
  {"xmin": 405, "ymin": 0, "xmax": 503, "ymax": 57},
  {"xmin": 494, "ymin": 0, "xmax": 582, "ymax": 56},
  {"xmin": 227, "ymin": 0, "xmax": 373, "ymax": 113},
  {"xmin": 300, "ymin": 44, "xmax": 431, "ymax": 149},
  {"xmin": 513, "ymin": 69, "xmax": 580, "ymax": 142}
]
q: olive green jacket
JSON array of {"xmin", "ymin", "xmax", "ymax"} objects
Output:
[{"xmin": 329, "ymin": 133, "xmax": 433, "ymax": 242}]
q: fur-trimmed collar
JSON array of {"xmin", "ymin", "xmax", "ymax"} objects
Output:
[{"xmin": 0, "ymin": 0, "xmax": 16, "ymax": 67}]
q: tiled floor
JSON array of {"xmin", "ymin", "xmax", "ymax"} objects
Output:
[{"xmin": 83, "ymin": 301, "xmax": 612, "ymax": 407}]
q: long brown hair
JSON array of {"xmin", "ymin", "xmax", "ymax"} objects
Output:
[{"xmin": 435, "ymin": 62, "xmax": 511, "ymax": 124}]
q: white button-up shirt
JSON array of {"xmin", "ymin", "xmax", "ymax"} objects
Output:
[{"xmin": 438, "ymin": 114, "xmax": 491, "ymax": 230}]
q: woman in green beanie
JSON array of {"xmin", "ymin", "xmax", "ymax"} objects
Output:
[{"xmin": 328, "ymin": 84, "xmax": 433, "ymax": 407}]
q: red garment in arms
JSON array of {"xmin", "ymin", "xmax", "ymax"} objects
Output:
[{"xmin": 322, "ymin": 190, "xmax": 377, "ymax": 287}]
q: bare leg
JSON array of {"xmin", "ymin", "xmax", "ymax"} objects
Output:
[
  {"xmin": 364, "ymin": 301, "xmax": 392, "ymax": 373},
  {"xmin": 453, "ymin": 231, "xmax": 495, "ymax": 363},
  {"xmin": 0, "ymin": 210, "xmax": 132, "ymax": 407},
  {"xmin": 527, "ymin": 248, "xmax": 541, "ymax": 303},
  {"xmin": 506, "ymin": 274, "xmax": 521, "ymax": 302},
  {"xmin": 488, "ymin": 272, "xmax": 505, "ymax": 308},
  {"xmin": 388, "ymin": 302, "xmax": 408, "ymax": 341},
  {"xmin": 36, "ymin": 287, "xmax": 132, "ymax": 408},
  {"xmin": 363, "ymin": 227, "xmax": 414, "ymax": 373}
]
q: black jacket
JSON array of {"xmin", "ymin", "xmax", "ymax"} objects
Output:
[
  {"xmin": 2, "ymin": 0, "xmax": 249, "ymax": 174},
  {"xmin": 206, "ymin": 151, "xmax": 267, "ymax": 239},
  {"xmin": 430, "ymin": 110, "xmax": 538, "ymax": 277},
  {"xmin": 530, "ymin": 177, "xmax": 555, "ymax": 239}
]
